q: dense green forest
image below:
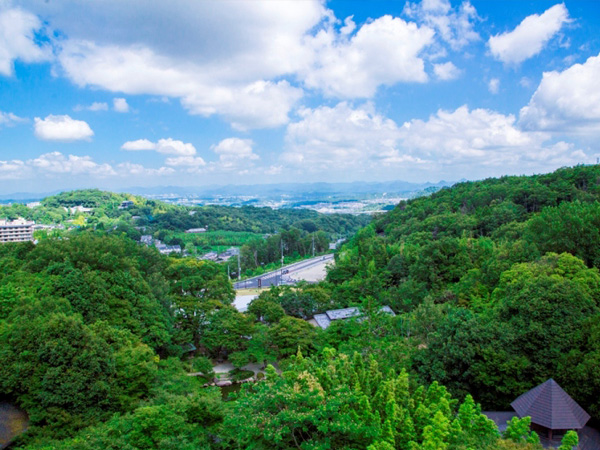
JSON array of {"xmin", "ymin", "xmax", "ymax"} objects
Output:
[
  {"xmin": 1, "ymin": 165, "xmax": 598, "ymax": 449},
  {"xmin": 326, "ymin": 164, "xmax": 600, "ymax": 420}
]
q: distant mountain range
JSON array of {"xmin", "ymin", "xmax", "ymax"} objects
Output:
[
  {"xmin": 121, "ymin": 180, "xmax": 460, "ymax": 198},
  {"xmin": 0, "ymin": 180, "xmax": 461, "ymax": 203}
]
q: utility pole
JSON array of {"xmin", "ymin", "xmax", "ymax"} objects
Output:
[
  {"xmin": 312, "ymin": 234, "xmax": 315, "ymax": 257},
  {"xmin": 237, "ymin": 251, "xmax": 241, "ymax": 281},
  {"xmin": 280, "ymin": 236, "xmax": 284, "ymax": 268}
]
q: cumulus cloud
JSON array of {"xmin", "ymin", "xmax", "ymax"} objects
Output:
[
  {"xmin": 283, "ymin": 102, "xmax": 422, "ymax": 169},
  {"xmin": 29, "ymin": 152, "xmax": 115, "ymax": 176},
  {"xmin": 24, "ymin": 1, "xmax": 324, "ymax": 129},
  {"xmin": 0, "ymin": 5, "xmax": 50, "ymax": 76},
  {"xmin": 0, "ymin": 110, "xmax": 27, "ymax": 127},
  {"xmin": 210, "ymin": 138, "xmax": 259, "ymax": 170},
  {"xmin": 0, "ymin": 151, "xmax": 178, "ymax": 180},
  {"xmin": 433, "ymin": 62, "xmax": 461, "ymax": 80},
  {"xmin": 302, "ymin": 15, "xmax": 434, "ymax": 97},
  {"xmin": 74, "ymin": 102, "xmax": 108, "ymax": 112},
  {"xmin": 281, "ymin": 102, "xmax": 590, "ymax": 178},
  {"xmin": 116, "ymin": 162, "xmax": 174, "ymax": 176},
  {"xmin": 34, "ymin": 115, "xmax": 94, "ymax": 141},
  {"xmin": 403, "ymin": 0, "xmax": 480, "ymax": 50},
  {"xmin": 14, "ymin": 1, "xmax": 447, "ymax": 127},
  {"xmin": 488, "ymin": 4, "xmax": 569, "ymax": 64},
  {"xmin": 488, "ymin": 78, "xmax": 500, "ymax": 94},
  {"xmin": 398, "ymin": 105, "xmax": 586, "ymax": 170},
  {"xmin": 121, "ymin": 138, "xmax": 196, "ymax": 155},
  {"xmin": 58, "ymin": 40, "xmax": 304, "ymax": 130},
  {"xmin": 0, "ymin": 159, "xmax": 30, "ymax": 179},
  {"xmin": 113, "ymin": 97, "xmax": 129, "ymax": 112},
  {"xmin": 520, "ymin": 53, "xmax": 600, "ymax": 133},
  {"xmin": 164, "ymin": 156, "xmax": 206, "ymax": 167}
]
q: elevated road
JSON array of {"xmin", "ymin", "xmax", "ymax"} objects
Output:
[{"xmin": 234, "ymin": 254, "xmax": 334, "ymax": 290}]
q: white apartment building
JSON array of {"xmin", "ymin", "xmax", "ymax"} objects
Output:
[{"xmin": 0, "ymin": 218, "xmax": 34, "ymax": 243}]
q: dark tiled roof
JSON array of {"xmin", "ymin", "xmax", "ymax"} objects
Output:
[{"xmin": 511, "ymin": 379, "xmax": 590, "ymax": 430}]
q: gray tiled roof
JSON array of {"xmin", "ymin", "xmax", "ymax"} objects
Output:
[
  {"xmin": 511, "ymin": 379, "xmax": 590, "ymax": 430},
  {"xmin": 313, "ymin": 314, "xmax": 331, "ymax": 329},
  {"xmin": 313, "ymin": 306, "xmax": 395, "ymax": 329},
  {"xmin": 326, "ymin": 307, "xmax": 361, "ymax": 320}
]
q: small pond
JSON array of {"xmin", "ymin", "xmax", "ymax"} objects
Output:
[{"xmin": 0, "ymin": 403, "xmax": 28, "ymax": 448}]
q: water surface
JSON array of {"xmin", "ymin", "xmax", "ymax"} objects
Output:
[{"xmin": 0, "ymin": 403, "xmax": 28, "ymax": 448}]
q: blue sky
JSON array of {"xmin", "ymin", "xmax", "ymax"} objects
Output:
[{"xmin": 0, "ymin": 0, "xmax": 599, "ymax": 193}]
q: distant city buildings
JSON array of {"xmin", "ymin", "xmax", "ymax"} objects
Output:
[
  {"xmin": 0, "ymin": 218, "xmax": 34, "ymax": 243},
  {"xmin": 26, "ymin": 201, "xmax": 41, "ymax": 208}
]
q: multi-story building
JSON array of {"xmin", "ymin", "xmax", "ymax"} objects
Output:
[{"xmin": 0, "ymin": 218, "xmax": 34, "ymax": 243}]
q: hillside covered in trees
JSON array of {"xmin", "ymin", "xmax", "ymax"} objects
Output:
[
  {"xmin": 1, "ymin": 165, "xmax": 599, "ymax": 449},
  {"xmin": 327, "ymin": 164, "xmax": 600, "ymax": 421},
  {"xmin": 0, "ymin": 189, "xmax": 369, "ymax": 274}
]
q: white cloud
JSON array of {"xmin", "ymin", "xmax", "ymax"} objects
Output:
[
  {"xmin": 519, "ymin": 77, "xmax": 533, "ymax": 88},
  {"xmin": 121, "ymin": 139, "xmax": 156, "ymax": 151},
  {"xmin": 34, "ymin": 115, "xmax": 94, "ymax": 141},
  {"xmin": 0, "ymin": 6, "xmax": 50, "ymax": 76},
  {"xmin": 15, "ymin": 0, "xmax": 444, "ymax": 127},
  {"xmin": 212, "ymin": 138, "xmax": 257, "ymax": 159},
  {"xmin": 0, "ymin": 159, "xmax": 30, "ymax": 179},
  {"xmin": 121, "ymin": 138, "xmax": 196, "ymax": 155},
  {"xmin": 520, "ymin": 53, "xmax": 600, "ymax": 134},
  {"xmin": 164, "ymin": 156, "xmax": 206, "ymax": 167},
  {"xmin": 433, "ymin": 61, "xmax": 461, "ymax": 80},
  {"xmin": 74, "ymin": 102, "xmax": 108, "ymax": 112},
  {"xmin": 302, "ymin": 15, "xmax": 434, "ymax": 98},
  {"xmin": 113, "ymin": 97, "xmax": 129, "ymax": 112},
  {"xmin": 116, "ymin": 162, "xmax": 174, "ymax": 176},
  {"xmin": 0, "ymin": 152, "xmax": 177, "ymax": 180},
  {"xmin": 210, "ymin": 138, "xmax": 259, "ymax": 170},
  {"xmin": 398, "ymin": 105, "xmax": 587, "ymax": 170},
  {"xmin": 0, "ymin": 110, "xmax": 27, "ymax": 127},
  {"xmin": 29, "ymin": 152, "xmax": 115, "ymax": 176},
  {"xmin": 24, "ymin": 0, "xmax": 324, "ymax": 129},
  {"xmin": 403, "ymin": 0, "xmax": 480, "ymax": 50},
  {"xmin": 488, "ymin": 4, "xmax": 569, "ymax": 64},
  {"xmin": 488, "ymin": 78, "xmax": 500, "ymax": 94},
  {"xmin": 57, "ymin": 40, "xmax": 304, "ymax": 130},
  {"xmin": 283, "ymin": 102, "xmax": 421, "ymax": 169},
  {"xmin": 282, "ymin": 102, "xmax": 592, "ymax": 179},
  {"xmin": 155, "ymin": 138, "xmax": 195, "ymax": 156},
  {"xmin": 340, "ymin": 16, "xmax": 356, "ymax": 35},
  {"xmin": 264, "ymin": 165, "xmax": 283, "ymax": 175}
]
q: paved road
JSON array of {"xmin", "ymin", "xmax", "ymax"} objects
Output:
[{"xmin": 234, "ymin": 254, "xmax": 334, "ymax": 290}]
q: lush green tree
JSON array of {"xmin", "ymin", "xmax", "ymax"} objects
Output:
[
  {"xmin": 269, "ymin": 316, "xmax": 317, "ymax": 358},
  {"xmin": 558, "ymin": 430, "xmax": 579, "ymax": 450}
]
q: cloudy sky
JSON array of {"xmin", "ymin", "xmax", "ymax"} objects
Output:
[{"xmin": 0, "ymin": 0, "xmax": 599, "ymax": 192}]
